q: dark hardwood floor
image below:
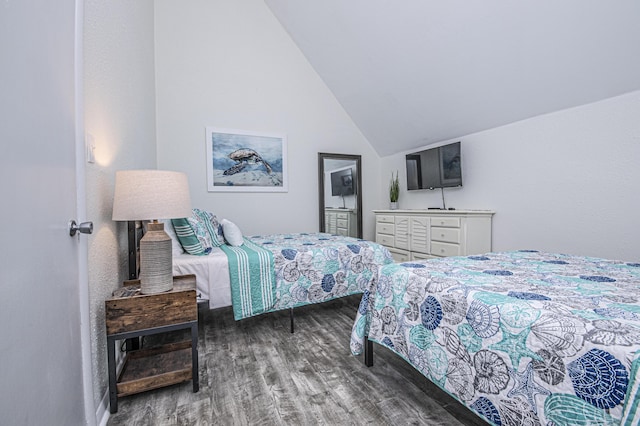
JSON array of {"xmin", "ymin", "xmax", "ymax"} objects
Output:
[{"xmin": 107, "ymin": 295, "xmax": 487, "ymax": 425}]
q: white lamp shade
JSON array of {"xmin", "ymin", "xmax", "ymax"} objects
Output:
[{"xmin": 112, "ymin": 170, "xmax": 192, "ymax": 221}]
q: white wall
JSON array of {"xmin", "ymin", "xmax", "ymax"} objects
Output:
[
  {"xmin": 154, "ymin": 0, "xmax": 380, "ymax": 240},
  {"xmin": 381, "ymin": 91, "xmax": 640, "ymax": 262},
  {"xmin": 84, "ymin": 0, "xmax": 157, "ymax": 419}
]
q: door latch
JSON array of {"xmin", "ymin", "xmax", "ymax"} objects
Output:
[{"xmin": 69, "ymin": 220, "xmax": 94, "ymax": 237}]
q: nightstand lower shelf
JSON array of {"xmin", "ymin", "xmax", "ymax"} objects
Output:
[
  {"xmin": 115, "ymin": 339, "xmax": 194, "ymax": 397},
  {"xmin": 107, "ymin": 321, "xmax": 199, "ymax": 413}
]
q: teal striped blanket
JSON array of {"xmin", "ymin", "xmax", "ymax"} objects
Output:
[
  {"xmin": 220, "ymin": 238, "xmax": 276, "ymax": 320},
  {"xmin": 221, "ymin": 233, "xmax": 393, "ymax": 321}
]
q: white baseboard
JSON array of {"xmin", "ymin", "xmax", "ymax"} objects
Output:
[{"xmin": 96, "ymin": 390, "xmax": 110, "ymax": 426}]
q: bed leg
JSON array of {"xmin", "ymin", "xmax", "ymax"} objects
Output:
[
  {"xmin": 364, "ymin": 336, "xmax": 373, "ymax": 367},
  {"xmin": 290, "ymin": 308, "xmax": 294, "ymax": 333}
]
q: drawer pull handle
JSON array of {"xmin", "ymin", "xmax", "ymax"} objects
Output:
[
  {"xmin": 441, "ymin": 249, "xmax": 445, "ymax": 253},
  {"xmin": 441, "ymin": 234, "xmax": 445, "ymax": 237}
]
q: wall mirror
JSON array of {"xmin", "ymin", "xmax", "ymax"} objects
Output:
[{"xmin": 318, "ymin": 153, "xmax": 362, "ymax": 238}]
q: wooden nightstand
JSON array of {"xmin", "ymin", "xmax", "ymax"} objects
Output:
[{"xmin": 105, "ymin": 274, "xmax": 199, "ymax": 413}]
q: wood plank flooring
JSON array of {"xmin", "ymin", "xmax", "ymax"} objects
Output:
[{"xmin": 107, "ymin": 295, "xmax": 488, "ymax": 425}]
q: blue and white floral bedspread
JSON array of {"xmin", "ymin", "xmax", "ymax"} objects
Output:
[
  {"xmin": 243, "ymin": 232, "xmax": 393, "ymax": 316},
  {"xmin": 350, "ymin": 250, "xmax": 640, "ymax": 426}
]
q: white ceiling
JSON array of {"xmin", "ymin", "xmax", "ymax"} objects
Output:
[{"xmin": 265, "ymin": 1, "xmax": 640, "ymax": 156}]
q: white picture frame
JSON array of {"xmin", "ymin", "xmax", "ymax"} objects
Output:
[{"xmin": 205, "ymin": 127, "xmax": 288, "ymax": 192}]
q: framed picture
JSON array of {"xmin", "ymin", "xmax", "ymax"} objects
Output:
[{"xmin": 205, "ymin": 127, "xmax": 288, "ymax": 192}]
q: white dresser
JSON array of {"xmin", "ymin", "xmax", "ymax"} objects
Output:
[
  {"xmin": 325, "ymin": 208, "xmax": 357, "ymax": 237},
  {"xmin": 374, "ymin": 209, "xmax": 494, "ymax": 262}
]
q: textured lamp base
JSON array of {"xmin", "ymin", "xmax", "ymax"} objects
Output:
[{"xmin": 139, "ymin": 222, "xmax": 173, "ymax": 294}]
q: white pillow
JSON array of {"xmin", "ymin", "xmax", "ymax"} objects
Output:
[
  {"xmin": 161, "ymin": 219, "xmax": 184, "ymax": 257},
  {"xmin": 221, "ymin": 219, "xmax": 243, "ymax": 246}
]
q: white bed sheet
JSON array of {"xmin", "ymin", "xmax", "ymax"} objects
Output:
[{"xmin": 172, "ymin": 247, "xmax": 231, "ymax": 310}]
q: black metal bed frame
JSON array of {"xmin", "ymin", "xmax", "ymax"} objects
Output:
[
  {"xmin": 127, "ymin": 221, "xmax": 139, "ymax": 280},
  {"xmin": 364, "ymin": 336, "xmax": 374, "ymax": 366}
]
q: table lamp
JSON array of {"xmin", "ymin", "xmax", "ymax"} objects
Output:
[{"xmin": 112, "ymin": 170, "xmax": 192, "ymax": 294}]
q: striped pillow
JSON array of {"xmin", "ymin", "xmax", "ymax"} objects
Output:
[{"xmin": 171, "ymin": 217, "xmax": 208, "ymax": 255}]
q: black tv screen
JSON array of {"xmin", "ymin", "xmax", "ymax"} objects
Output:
[
  {"xmin": 330, "ymin": 168, "xmax": 354, "ymax": 196},
  {"xmin": 406, "ymin": 142, "xmax": 462, "ymax": 190}
]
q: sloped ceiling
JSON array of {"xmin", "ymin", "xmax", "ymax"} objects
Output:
[{"xmin": 265, "ymin": 1, "xmax": 640, "ymax": 156}]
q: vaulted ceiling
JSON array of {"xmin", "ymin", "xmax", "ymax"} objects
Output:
[{"xmin": 265, "ymin": 1, "xmax": 640, "ymax": 156}]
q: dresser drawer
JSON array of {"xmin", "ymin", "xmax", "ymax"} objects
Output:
[
  {"xmin": 388, "ymin": 248, "xmax": 410, "ymax": 263},
  {"xmin": 431, "ymin": 241, "xmax": 461, "ymax": 257},
  {"xmin": 431, "ymin": 217, "xmax": 460, "ymax": 228},
  {"xmin": 336, "ymin": 212, "xmax": 349, "ymax": 220},
  {"xmin": 376, "ymin": 233, "xmax": 395, "ymax": 247},
  {"xmin": 377, "ymin": 215, "xmax": 395, "ymax": 224},
  {"xmin": 376, "ymin": 222, "xmax": 395, "ymax": 235},
  {"xmin": 411, "ymin": 252, "xmax": 436, "ymax": 261},
  {"xmin": 337, "ymin": 219, "xmax": 348, "ymax": 228},
  {"xmin": 431, "ymin": 227, "xmax": 461, "ymax": 244}
]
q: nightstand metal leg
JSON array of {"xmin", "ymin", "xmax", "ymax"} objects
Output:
[
  {"xmin": 191, "ymin": 323, "xmax": 199, "ymax": 393},
  {"xmin": 107, "ymin": 337, "xmax": 118, "ymax": 413}
]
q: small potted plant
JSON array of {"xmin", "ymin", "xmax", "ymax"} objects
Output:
[{"xmin": 389, "ymin": 171, "xmax": 399, "ymax": 209}]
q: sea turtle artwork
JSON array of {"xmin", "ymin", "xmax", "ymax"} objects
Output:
[{"xmin": 223, "ymin": 148, "xmax": 273, "ymax": 176}]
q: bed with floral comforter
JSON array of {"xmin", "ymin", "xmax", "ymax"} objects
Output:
[
  {"xmin": 223, "ymin": 232, "xmax": 393, "ymax": 321},
  {"xmin": 350, "ymin": 250, "xmax": 640, "ymax": 426}
]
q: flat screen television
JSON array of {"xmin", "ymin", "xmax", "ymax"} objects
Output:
[
  {"xmin": 406, "ymin": 141, "xmax": 462, "ymax": 190},
  {"xmin": 330, "ymin": 168, "xmax": 354, "ymax": 196}
]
